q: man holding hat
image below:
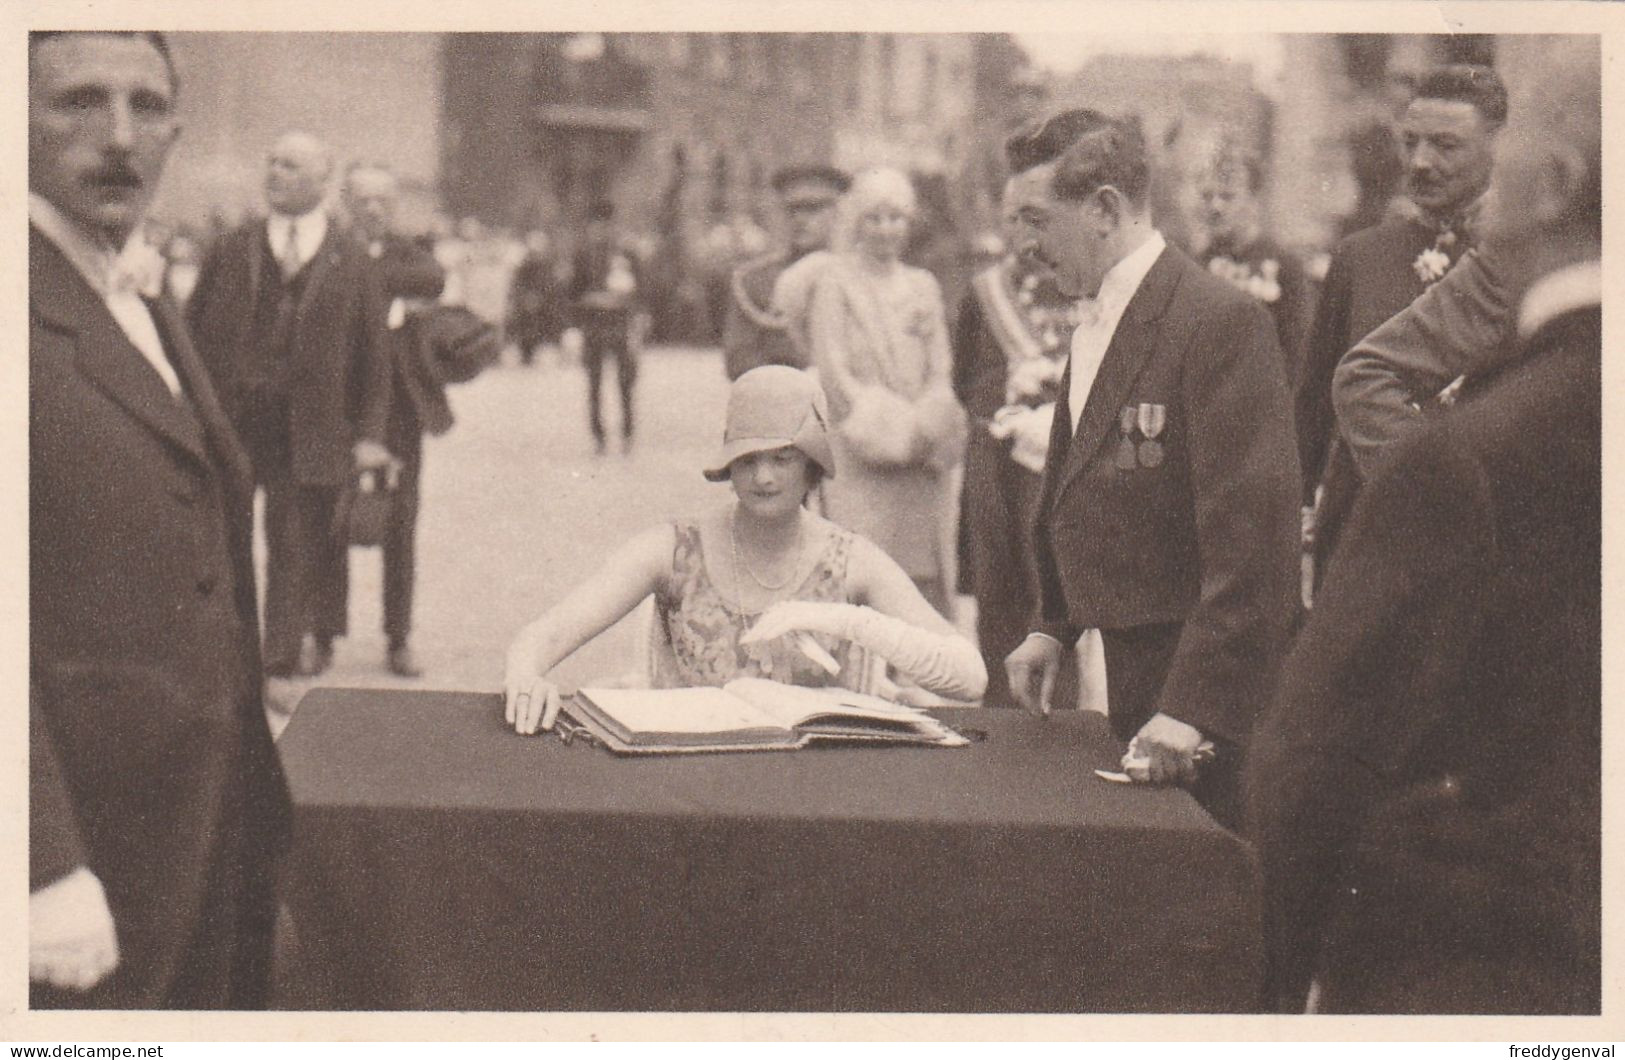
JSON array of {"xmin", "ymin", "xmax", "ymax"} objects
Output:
[{"xmin": 722, "ymin": 164, "xmax": 849, "ymax": 381}]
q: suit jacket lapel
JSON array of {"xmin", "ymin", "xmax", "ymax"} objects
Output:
[
  {"xmin": 291, "ymin": 225, "xmax": 342, "ymax": 336},
  {"xmin": 30, "ymin": 227, "xmax": 209, "ymax": 466},
  {"xmin": 147, "ymin": 294, "xmax": 256, "ymax": 493},
  {"xmin": 1053, "ymin": 248, "xmax": 1185, "ymax": 501}
]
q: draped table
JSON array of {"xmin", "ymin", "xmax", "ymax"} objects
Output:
[{"xmin": 272, "ymin": 688, "xmax": 1262, "ymax": 1012}]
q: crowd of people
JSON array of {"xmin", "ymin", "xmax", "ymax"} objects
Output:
[{"xmin": 28, "ymin": 27, "xmax": 1600, "ymax": 1021}]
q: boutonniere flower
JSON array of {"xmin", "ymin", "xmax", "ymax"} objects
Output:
[
  {"xmin": 1413, "ymin": 246, "xmax": 1451, "ymax": 284},
  {"xmin": 1413, "ymin": 226, "xmax": 1461, "ymax": 286},
  {"xmin": 988, "ymin": 401, "xmax": 1056, "ymax": 473},
  {"xmin": 1210, "ymin": 254, "xmax": 1281, "ymax": 303},
  {"xmin": 111, "ymin": 238, "xmax": 167, "ymax": 298},
  {"xmin": 1006, "ymin": 355, "xmax": 1064, "ymax": 406}
]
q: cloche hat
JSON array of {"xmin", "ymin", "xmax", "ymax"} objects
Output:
[{"xmin": 702, "ymin": 366, "xmax": 837, "ymax": 482}]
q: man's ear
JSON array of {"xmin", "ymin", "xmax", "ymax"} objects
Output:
[
  {"xmin": 1091, "ymin": 185, "xmax": 1129, "ymax": 233},
  {"xmin": 1539, "ymin": 145, "xmax": 1591, "ymax": 227}
]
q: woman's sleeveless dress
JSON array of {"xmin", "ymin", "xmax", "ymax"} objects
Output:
[{"xmin": 649, "ymin": 521, "xmax": 876, "ymax": 692}]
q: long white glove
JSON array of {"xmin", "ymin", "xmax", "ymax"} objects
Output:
[{"xmin": 742, "ymin": 601, "xmax": 988, "ymax": 701}]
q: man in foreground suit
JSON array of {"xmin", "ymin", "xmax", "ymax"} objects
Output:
[
  {"xmin": 343, "ymin": 162, "xmax": 449, "ymax": 678},
  {"xmin": 188, "ymin": 130, "xmax": 393, "ymax": 676},
  {"xmin": 1247, "ymin": 39, "xmax": 1601, "ymax": 1015},
  {"xmin": 29, "ymin": 30, "xmax": 290, "ymax": 1007},
  {"xmin": 1002, "ymin": 110, "xmax": 1300, "ymax": 826}
]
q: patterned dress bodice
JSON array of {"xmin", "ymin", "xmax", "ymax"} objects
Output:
[{"xmin": 652, "ymin": 521, "xmax": 864, "ymax": 690}]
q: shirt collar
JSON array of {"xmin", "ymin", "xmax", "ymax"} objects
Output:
[
  {"xmin": 1092, "ymin": 229, "xmax": 1166, "ymax": 316},
  {"xmin": 1400, "ymin": 194, "xmax": 1486, "ymax": 242},
  {"xmin": 1517, "ymin": 259, "xmax": 1601, "ymax": 340},
  {"xmin": 29, "ymin": 192, "xmax": 121, "ymax": 296},
  {"xmin": 269, "ymin": 208, "xmax": 329, "ymax": 248}
]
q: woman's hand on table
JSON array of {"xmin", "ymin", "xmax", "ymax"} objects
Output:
[{"xmin": 505, "ymin": 630, "xmax": 562, "ymax": 735}]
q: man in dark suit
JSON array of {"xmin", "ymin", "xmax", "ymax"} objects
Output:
[
  {"xmin": 28, "ymin": 30, "xmax": 290, "ymax": 1007},
  {"xmin": 1247, "ymin": 39, "xmax": 1601, "ymax": 1016},
  {"xmin": 1002, "ymin": 109, "xmax": 1300, "ymax": 826},
  {"xmin": 721, "ymin": 164, "xmax": 849, "ymax": 381},
  {"xmin": 1297, "ymin": 65, "xmax": 1506, "ymax": 594},
  {"xmin": 188, "ymin": 131, "xmax": 392, "ymax": 676},
  {"xmin": 568, "ymin": 200, "xmax": 646, "ymax": 454},
  {"xmin": 343, "ymin": 162, "xmax": 449, "ymax": 678}
]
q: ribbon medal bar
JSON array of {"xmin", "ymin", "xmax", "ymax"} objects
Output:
[
  {"xmin": 1116, "ymin": 406, "xmax": 1139, "ymax": 470},
  {"xmin": 1136, "ymin": 403, "xmax": 1166, "ymax": 468}
]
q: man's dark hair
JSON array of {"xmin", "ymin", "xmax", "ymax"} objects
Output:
[
  {"xmin": 1415, "ymin": 64, "xmax": 1507, "ymax": 127},
  {"xmin": 1005, "ymin": 107, "xmax": 1150, "ymax": 207},
  {"xmin": 30, "ymin": 30, "xmax": 179, "ymax": 94}
]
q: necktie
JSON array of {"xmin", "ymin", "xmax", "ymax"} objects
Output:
[{"xmin": 280, "ymin": 223, "xmax": 302, "ymax": 279}]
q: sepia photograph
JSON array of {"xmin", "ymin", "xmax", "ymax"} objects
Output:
[{"xmin": 7, "ymin": 0, "xmax": 1619, "ymax": 1046}]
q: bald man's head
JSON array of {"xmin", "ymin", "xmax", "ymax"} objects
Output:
[
  {"xmin": 343, "ymin": 163, "xmax": 398, "ymax": 240},
  {"xmin": 1482, "ymin": 37, "xmax": 1600, "ymax": 271},
  {"xmin": 265, "ymin": 130, "xmax": 331, "ymax": 217}
]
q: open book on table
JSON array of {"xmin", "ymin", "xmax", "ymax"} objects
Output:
[{"xmin": 563, "ymin": 677, "xmax": 970, "ymax": 754}]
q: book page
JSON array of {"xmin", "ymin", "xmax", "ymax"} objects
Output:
[
  {"xmin": 577, "ymin": 686, "xmax": 784, "ymax": 737},
  {"xmin": 723, "ymin": 677, "xmax": 923, "ymax": 728}
]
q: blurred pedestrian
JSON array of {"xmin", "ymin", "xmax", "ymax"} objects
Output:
[
  {"xmin": 344, "ymin": 162, "xmax": 449, "ymax": 678},
  {"xmin": 507, "ymin": 228, "xmax": 563, "ymax": 367},
  {"xmin": 797, "ymin": 167, "xmax": 967, "ymax": 617},
  {"xmin": 29, "ymin": 29, "xmax": 289, "ymax": 1007},
  {"xmin": 1296, "ymin": 65, "xmax": 1505, "ymax": 599},
  {"xmin": 188, "ymin": 130, "xmax": 393, "ymax": 677},
  {"xmin": 569, "ymin": 200, "xmax": 646, "ymax": 454},
  {"xmin": 1000, "ymin": 109, "xmax": 1299, "ymax": 828},
  {"xmin": 722, "ymin": 164, "xmax": 848, "ymax": 381},
  {"xmin": 1193, "ymin": 140, "xmax": 1310, "ymax": 386},
  {"xmin": 1248, "ymin": 41, "xmax": 1600, "ymax": 1013}
]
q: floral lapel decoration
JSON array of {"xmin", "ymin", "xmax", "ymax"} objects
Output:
[
  {"xmin": 1207, "ymin": 254, "xmax": 1282, "ymax": 304},
  {"xmin": 984, "ymin": 261, "xmax": 1079, "ymax": 475},
  {"xmin": 1412, "ymin": 228, "xmax": 1459, "ymax": 285}
]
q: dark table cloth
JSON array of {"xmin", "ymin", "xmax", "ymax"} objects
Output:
[{"xmin": 273, "ymin": 689, "xmax": 1262, "ymax": 1012}]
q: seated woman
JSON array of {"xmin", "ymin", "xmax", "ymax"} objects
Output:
[{"xmin": 505, "ymin": 365, "xmax": 987, "ymax": 734}]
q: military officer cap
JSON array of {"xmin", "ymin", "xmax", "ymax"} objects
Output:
[{"xmin": 769, "ymin": 165, "xmax": 851, "ymax": 207}]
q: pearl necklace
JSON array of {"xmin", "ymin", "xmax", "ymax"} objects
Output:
[{"xmin": 729, "ymin": 509, "xmax": 804, "ymax": 596}]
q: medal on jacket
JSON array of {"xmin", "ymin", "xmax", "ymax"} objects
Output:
[
  {"xmin": 1116, "ymin": 406, "xmax": 1139, "ymax": 470},
  {"xmin": 1137, "ymin": 403, "xmax": 1166, "ymax": 468}
]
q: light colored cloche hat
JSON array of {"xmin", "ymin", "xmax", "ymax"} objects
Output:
[{"xmin": 702, "ymin": 365, "xmax": 837, "ymax": 482}]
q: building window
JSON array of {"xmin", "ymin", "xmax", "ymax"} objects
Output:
[
  {"xmin": 880, "ymin": 35, "xmax": 896, "ymax": 116},
  {"xmin": 742, "ymin": 34, "xmax": 763, "ymax": 85},
  {"xmin": 844, "ymin": 36, "xmax": 861, "ymax": 113},
  {"xmin": 790, "ymin": 35, "xmax": 814, "ymax": 99},
  {"xmin": 667, "ymin": 33, "xmax": 690, "ymax": 67},
  {"xmin": 708, "ymin": 33, "xmax": 731, "ymax": 79},
  {"xmin": 710, "ymin": 150, "xmax": 730, "ymax": 219},
  {"xmin": 922, "ymin": 42, "xmax": 938, "ymax": 118}
]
